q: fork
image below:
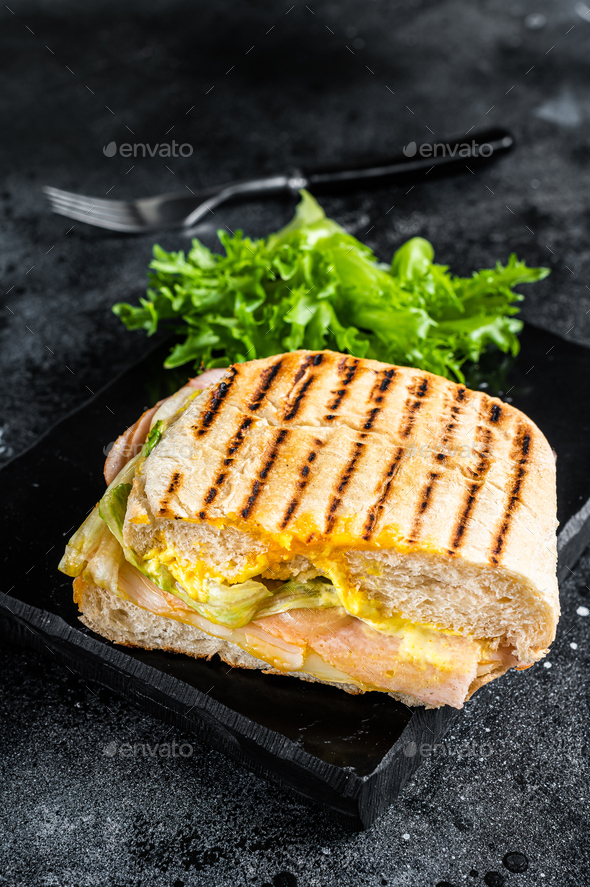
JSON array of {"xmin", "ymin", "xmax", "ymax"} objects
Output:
[
  {"xmin": 43, "ymin": 174, "xmax": 303, "ymax": 234},
  {"xmin": 43, "ymin": 183, "xmax": 226, "ymax": 234},
  {"xmin": 43, "ymin": 127, "xmax": 514, "ymax": 234}
]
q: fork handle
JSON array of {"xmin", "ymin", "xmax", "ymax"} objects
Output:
[
  {"xmin": 183, "ymin": 127, "xmax": 513, "ymax": 232},
  {"xmin": 301, "ymin": 126, "xmax": 514, "ymax": 191}
]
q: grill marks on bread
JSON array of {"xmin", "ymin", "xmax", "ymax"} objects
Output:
[
  {"xmin": 201, "ymin": 352, "xmax": 323, "ymax": 522},
  {"xmin": 324, "ymin": 356, "xmax": 360, "ymax": 421},
  {"xmin": 240, "ymin": 428, "xmax": 290, "ymax": 519},
  {"xmin": 450, "ymin": 423, "xmax": 494, "ymax": 552},
  {"xmin": 362, "ymin": 446, "xmax": 405, "ymax": 541},
  {"xmin": 192, "ymin": 367, "xmax": 237, "ymax": 437},
  {"xmin": 202, "ymin": 416, "xmax": 253, "ymax": 508},
  {"xmin": 197, "ymin": 359, "xmax": 286, "ymax": 520},
  {"xmin": 408, "ymin": 386, "xmax": 468, "ymax": 543},
  {"xmin": 283, "ymin": 376, "xmax": 316, "ymax": 421},
  {"xmin": 158, "ymin": 471, "xmax": 183, "ymax": 516},
  {"xmin": 281, "ymin": 361, "xmax": 394, "ymax": 532},
  {"xmin": 362, "ymin": 368, "xmax": 396, "ymax": 431},
  {"xmin": 152, "ymin": 351, "xmax": 544, "ymax": 570},
  {"xmin": 490, "ymin": 423, "xmax": 532, "ymax": 564},
  {"xmin": 325, "ymin": 366, "xmax": 399, "ymax": 535},
  {"xmin": 282, "ymin": 352, "xmax": 324, "ymax": 422},
  {"xmin": 489, "ymin": 402, "xmax": 502, "ymax": 424},
  {"xmin": 280, "ymin": 442, "xmax": 324, "ymax": 531},
  {"xmin": 247, "ymin": 359, "xmax": 283, "ymax": 411},
  {"xmin": 400, "ymin": 376, "xmax": 429, "ymax": 438},
  {"xmin": 326, "ymin": 438, "xmax": 367, "ymax": 534},
  {"xmin": 362, "ymin": 374, "xmax": 430, "ymax": 541}
]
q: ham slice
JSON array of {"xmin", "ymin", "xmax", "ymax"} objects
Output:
[
  {"xmin": 104, "ymin": 367, "xmax": 228, "ymax": 484},
  {"xmin": 254, "ymin": 609, "xmax": 483, "ymax": 708},
  {"xmin": 97, "ymin": 547, "xmax": 496, "ymax": 707}
]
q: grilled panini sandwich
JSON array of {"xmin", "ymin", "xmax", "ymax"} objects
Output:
[{"xmin": 60, "ymin": 350, "xmax": 559, "ymax": 709}]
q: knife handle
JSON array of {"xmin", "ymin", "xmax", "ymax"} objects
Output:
[{"xmin": 300, "ymin": 127, "xmax": 514, "ymax": 192}]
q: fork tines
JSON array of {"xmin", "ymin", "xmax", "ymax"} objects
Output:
[{"xmin": 43, "ymin": 186, "xmax": 147, "ymax": 232}]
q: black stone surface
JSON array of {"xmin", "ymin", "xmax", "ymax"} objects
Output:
[{"xmin": 1, "ymin": 0, "xmax": 590, "ymax": 882}]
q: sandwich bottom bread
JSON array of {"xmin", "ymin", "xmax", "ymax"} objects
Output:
[{"xmin": 60, "ymin": 350, "xmax": 560, "ymax": 709}]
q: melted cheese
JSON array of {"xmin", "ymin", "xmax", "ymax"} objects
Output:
[{"xmin": 145, "ymin": 540, "xmax": 462, "ymax": 674}]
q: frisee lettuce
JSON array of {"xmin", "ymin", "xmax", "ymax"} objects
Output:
[{"xmin": 113, "ymin": 190, "xmax": 549, "ymax": 381}]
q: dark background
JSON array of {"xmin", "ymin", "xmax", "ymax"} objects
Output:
[{"xmin": 1, "ymin": 1, "xmax": 590, "ymax": 884}]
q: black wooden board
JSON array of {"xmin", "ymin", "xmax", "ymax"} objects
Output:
[{"xmin": 1, "ymin": 322, "xmax": 589, "ymax": 829}]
